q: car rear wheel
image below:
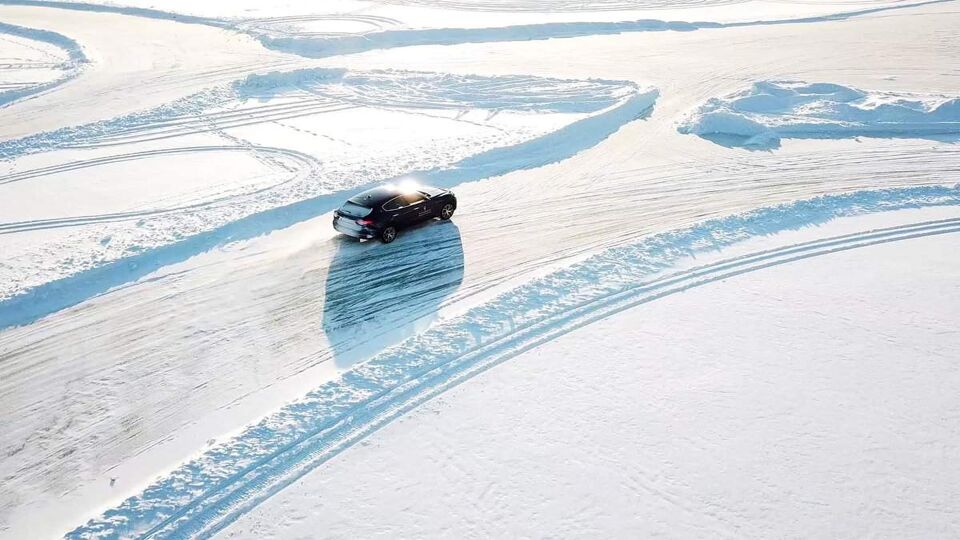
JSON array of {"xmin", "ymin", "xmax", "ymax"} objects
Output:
[
  {"xmin": 439, "ymin": 203, "xmax": 456, "ymax": 220},
  {"xmin": 380, "ymin": 226, "xmax": 397, "ymax": 244}
]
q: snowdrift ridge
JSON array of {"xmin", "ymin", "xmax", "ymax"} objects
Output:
[{"xmin": 679, "ymin": 81, "xmax": 960, "ymax": 148}]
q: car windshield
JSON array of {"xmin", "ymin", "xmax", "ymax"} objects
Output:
[{"xmin": 339, "ymin": 201, "xmax": 372, "ymax": 218}]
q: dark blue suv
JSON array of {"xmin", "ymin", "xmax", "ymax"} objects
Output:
[{"xmin": 333, "ymin": 183, "xmax": 457, "ymax": 243}]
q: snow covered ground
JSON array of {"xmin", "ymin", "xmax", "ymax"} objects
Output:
[
  {"xmin": 0, "ymin": 0, "xmax": 958, "ymax": 538},
  {"xmin": 61, "ymin": 189, "xmax": 960, "ymax": 539},
  {"xmin": 217, "ymin": 207, "xmax": 960, "ymax": 540}
]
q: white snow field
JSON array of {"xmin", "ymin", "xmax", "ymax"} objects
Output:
[
  {"xmin": 61, "ymin": 188, "xmax": 960, "ymax": 540},
  {"xmin": 0, "ymin": 0, "xmax": 958, "ymax": 538},
  {"xmin": 216, "ymin": 206, "xmax": 960, "ymax": 540}
]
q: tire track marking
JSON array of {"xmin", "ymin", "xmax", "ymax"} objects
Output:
[
  {"xmin": 70, "ymin": 100, "xmax": 356, "ymax": 149},
  {"xmin": 0, "ymin": 146, "xmax": 320, "ymax": 234}
]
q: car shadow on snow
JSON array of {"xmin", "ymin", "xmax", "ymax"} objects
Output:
[{"xmin": 321, "ymin": 219, "xmax": 464, "ymax": 369}]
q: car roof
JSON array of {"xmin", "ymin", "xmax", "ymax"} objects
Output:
[
  {"xmin": 419, "ymin": 185, "xmax": 444, "ymax": 197},
  {"xmin": 347, "ymin": 185, "xmax": 401, "ymax": 207},
  {"xmin": 347, "ymin": 184, "xmax": 443, "ymax": 207}
]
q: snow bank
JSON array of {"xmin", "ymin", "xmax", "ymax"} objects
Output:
[
  {"xmin": 0, "ymin": 0, "xmax": 945, "ymax": 61},
  {"xmin": 66, "ymin": 184, "xmax": 960, "ymax": 539},
  {"xmin": 0, "ymin": 0, "xmax": 224, "ymax": 27},
  {"xmin": 236, "ymin": 68, "xmax": 640, "ymax": 113},
  {"xmin": 257, "ymin": 19, "xmax": 709, "ymax": 58},
  {"xmin": 679, "ymin": 81, "xmax": 960, "ymax": 147},
  {"xmin": 251, "ymin": 1, "xmax": 946, "ymax": 58},
  {"xmin": 0, "ymin": 20, "xmax": 87, "ymax": 108}
]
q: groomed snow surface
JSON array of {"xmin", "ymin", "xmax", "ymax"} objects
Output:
[
  {"xmin": 62, "ymin": 185, "xmax": 960, "ymax": 539},
  {"xmin": 219, "ymin": 206, "xmax": 960, "ymax": 540}
]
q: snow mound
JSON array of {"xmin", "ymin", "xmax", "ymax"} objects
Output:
[{"xmin": 679, "ymin": 81, "xmax": 960, "ymax": 147}]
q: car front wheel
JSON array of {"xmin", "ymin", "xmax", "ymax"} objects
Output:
[
  {"xmin": 439, "ymin": 203, "xmax": 456, "ymax": 220},
  {"xmin": 380, "ymin": 225, "xmax": 397, "ymax": 243}
]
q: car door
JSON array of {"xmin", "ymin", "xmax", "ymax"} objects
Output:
[
  {"xmin": 383, "ymin": 196, "xmax": 408, "ymax": 226},
  {"xmin": 398, "ymin": 192, "xmax": 431, "ymax": 226},
  {"xmin": 383, "ymin": 194, "xmax": 416, "ymax": 227}
]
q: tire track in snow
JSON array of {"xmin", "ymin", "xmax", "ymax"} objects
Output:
[
  {"xmin": 0, "ymin": 146, "xmax": 320, "ymax": 234},
  {"xmin": 0, "ymin": 95, "xmax": 353, "ymax": 156},
  {"xmin": 236, "ymin": 14, "xmax": 401, "ymax": 38},
  {"xmin": 0, "ymin": 145, "xmax": 314, "ymax": 187},
  {"xmin": 0, "ymin": 0, "xmax": 224, "ymax": 28},
  {"xmin": 0, "ymin": 20, "xmax": 86, "ymax": 107},
  {"xmin": 65, "ymin": 185, "xmax": 960, "ymax": 540},
  {"xmin": 3, "ymin": 0, "xmax": 947, "ymax": 61},
  {"xmin": 257, "ymin": 0, "xmax": 955, "ymax": 58},
  {"xmin": 69, "ymin": 100, "xmax": 356, "ymax": 149}
]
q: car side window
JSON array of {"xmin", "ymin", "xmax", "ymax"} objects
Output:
[
  {"xmin": 383, "ymin": 197, "xmax": 403, "ymax": 211},
  {"xmin": 401, "ymin": 192, "xmax": 426, "ymax": 206}
]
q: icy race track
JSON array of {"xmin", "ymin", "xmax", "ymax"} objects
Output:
[{"xmin": 0, "ymin": 0, "xmax": 958, "ymax": 538}]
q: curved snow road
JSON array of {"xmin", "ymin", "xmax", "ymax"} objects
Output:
[
  {"xmin": 255, "ymin": 0, "xmax": 953, "ymax": 58},
  {"xmin": 0, "ymin": 19, "xmax": 86, "ymax": 107},
  {"xmin": 0, "ymin": 145, "xmax": 319, "ymax": 234},
  {"xmin": 66, "ymin": 187, "xmax": 960, "ymax": 539},
  {"xmin": 0, "ymin": 4, "xmax": 310, "ymax": 141}
]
